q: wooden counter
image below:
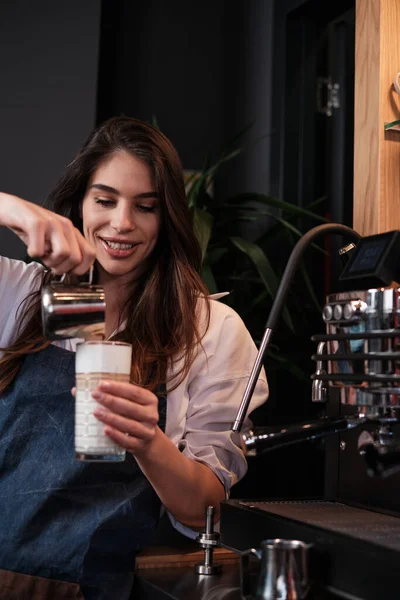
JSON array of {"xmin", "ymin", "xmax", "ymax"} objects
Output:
[{"xmin": 136, "ymin": 544, "xmax": 239, "ymax": 571}]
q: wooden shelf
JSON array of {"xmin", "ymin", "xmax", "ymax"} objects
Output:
[{"xmin": 136, "ymin": 545, "xmax": 239, "ymax": 571}]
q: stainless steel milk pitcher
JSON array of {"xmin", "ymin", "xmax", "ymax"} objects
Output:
[
  {"xmin": 240, "ymin": 538, "xmax": 312, "ymax": 600},
  {"xmin": 41, "ymin": 267, "xmax": 106, "ymax": 340}
]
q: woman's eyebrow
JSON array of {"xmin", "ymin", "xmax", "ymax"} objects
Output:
[
  {"xmin": 88, "ymin": 183, "xmax": 158, "ymax": 199},
  {"xmin": 89, "ymin": 183, "xmax": 119, "ymax": 194},
  {"xmin": 135, "ymin": 192, "xmax": 159, "ymax": 199}
]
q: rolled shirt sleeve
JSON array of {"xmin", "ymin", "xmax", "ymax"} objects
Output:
[
  {"xmin": 165, "ymin": 297, "xmax": 268, "ymax": 536},
  {"xmin": 0, "ymin": 257, "xmax": 44, "ymax": 354}
]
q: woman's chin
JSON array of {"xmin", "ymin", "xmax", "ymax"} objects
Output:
[{"xmin": 96, "ymin": 259, "xmax": 143, "ymax": 283}]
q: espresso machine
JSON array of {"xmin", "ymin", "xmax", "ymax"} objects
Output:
[{"xmin": 220, "ymin": 224, "xmax": 400, "ymax": 600}]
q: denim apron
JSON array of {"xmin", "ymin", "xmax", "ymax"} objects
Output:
[{"xmin": 0, "ymin": 344, "xmax": 167, "ymax": 600}]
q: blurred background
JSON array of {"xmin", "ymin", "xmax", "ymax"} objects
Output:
[{"xmin": 0, "ymin": 0, "xmax": 356, "ymax": 500}]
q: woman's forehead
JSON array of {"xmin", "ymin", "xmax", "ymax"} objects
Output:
[{"xmin": 89, "ymin": 151, "xmax": 156, "ymax": 194}]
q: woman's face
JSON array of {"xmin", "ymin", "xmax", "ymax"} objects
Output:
[{"xmin": 82, "ymin": 150, "xmax": 161, "ymax": 286}]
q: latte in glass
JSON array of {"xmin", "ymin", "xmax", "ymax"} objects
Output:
[{"xmin": 75, "ymin": 341, "xmax": 132, "ymax": 461}]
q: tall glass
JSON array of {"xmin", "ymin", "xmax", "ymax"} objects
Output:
[{"xmin": 75, "ymin": 341, "xmax": 132, "ymax": 461}]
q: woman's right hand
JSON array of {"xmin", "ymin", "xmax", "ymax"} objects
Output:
[{"xmin": 0, "ymin": 193, "xmax": 95, "ymax": 275}]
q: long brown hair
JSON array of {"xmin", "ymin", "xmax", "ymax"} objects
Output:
[{"xmin": 0, "ymin": 117, "xmax": 209, "ymax": 393}]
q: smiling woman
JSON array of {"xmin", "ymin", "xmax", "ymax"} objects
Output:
[
  {"xmin": 0, "ymin": 117, "xmax": 268, "ymax": 600},
  {"xmin": 82, "ymin": 152, "xmax": 161, "ymax": 331}
]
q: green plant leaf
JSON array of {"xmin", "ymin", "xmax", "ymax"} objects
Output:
[
  {"xmin": 207, "ymin": 247, "xmax": 228, "ymax": 265},
  {"xmin": 205, "ymin": 147, "xmax": 243, "ymax": 182},
  {"xmin": 193, "ymin": 208, "xmax": 213, "ymax": 262},
  {"xmin": 222, "ymin": 206, "xmax": 328, "ymax": 253},
  {"xmin": 283, "ymin": 228, "xmax": 322, "ymax": 314},
  {"xmin": 271, "ymin": 216, "xmax": 328, "ymax": 255},
  {"xmin": 305, "ymin": 195, "xmax": 327, "ymax": 211},
  {"xmin": 227, "ymin": 193, "xmax": 329, "ymax": 222},
  {"xmin": 264, "ymin": 349, "xmax": 310, "ymax": 381},
  {"xmin": 186, "ymin": 172, "xmax": 214, "ymax": 209},
  {"xmin": 248, "ymin": 195, "xmax": 328, "ymax": 246},
  {"xmin": 201, "ymin": 264, "xmax": 218, "ymax": 294},
  {"xmin": 229, "ymin": 236, "xmax": 295, "ymax": 332},
  {"xmin": 298, "ymin": 259, "xmax": 322, "ymax": 313},
  {"xmin": 183, "ymin": 130, "xmax": 324, "ymax": 384},
  {"xmin": 186, "ymin": 145, "xmax": 243, "ymax": 210},
  {"xmin": 250, "ymin": 289, "xmax": 268, "ymax": 308},
  {"xmin": 184, "ymin": 170, "xmax": 201, "ymax": 189},
  {"xmin": 222, "ymin": 121, "xmax": 255, "ymax": 149},
  {"xmin": 230, "ymin": 236, "xmax": 277, "ymax": 295}
]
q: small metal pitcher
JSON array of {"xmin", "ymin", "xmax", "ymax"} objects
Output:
[
  {"xmin": 240, "ymin": 538, "xmax": 312, "ymax": 600},
  {"xmin": 41, "ymin": 267, "xmax": 106, "ymax": 340}
]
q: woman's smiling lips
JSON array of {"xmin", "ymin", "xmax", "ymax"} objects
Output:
[{"xmin": 98, "ymin": 236, "xmax": 140, "ymax": 258}]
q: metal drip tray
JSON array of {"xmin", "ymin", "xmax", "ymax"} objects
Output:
[
  {"xmin": 236, "ymin": 500, "xmax": 400, "ymax": 551},
  {"xmin": 220, "ymin": 499, "xmax": 400, "ymax": 600}
]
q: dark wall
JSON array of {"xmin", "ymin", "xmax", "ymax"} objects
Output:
[
  {"xmin": 220, "ymin": 0, "xmax": 274, "ymax": 199},
  {"xmin": 0, "ymin": 0, "xmax": 275, "ymax": 259},
  {"xmin": 98, "ymin": 0, "xmax": 226, "ymax": 170},
  {"xmin": 0, "ymin": 0, "xmax": 275, "ymax": 260},
  {"xmin": 98, "ymin": 0, "xmax": 274, "ymax": 196},
  {"xmin": 0, "ymin": 0, "xmax": 101, "ymax": 259}
]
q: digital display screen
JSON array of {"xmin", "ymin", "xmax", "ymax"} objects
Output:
[{"xmin": 348, "ymin": 238, "xmax": 389, "ymax": 274}]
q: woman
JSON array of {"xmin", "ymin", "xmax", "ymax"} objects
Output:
[{"xmin": 0, "ymin": 117, "xmax": 268, "ymax": 599}]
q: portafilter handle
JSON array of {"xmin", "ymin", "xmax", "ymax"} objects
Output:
[{"xmin": 232, "ymin": 223, "xmax": 361, "ymax": 433}]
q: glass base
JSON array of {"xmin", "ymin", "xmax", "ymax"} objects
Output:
[{"xmin": 75, "ymin": 451, "xmax": 126, "ymax": 462}]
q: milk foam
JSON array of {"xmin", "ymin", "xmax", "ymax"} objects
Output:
[{"xmin": 76, "ymin": 341, "xmax": 132, "ymax": 374}]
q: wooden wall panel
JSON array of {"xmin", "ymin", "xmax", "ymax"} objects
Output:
[{"xmin": 353, "ymin": 0, "xmax": 400, "ymax": 236}]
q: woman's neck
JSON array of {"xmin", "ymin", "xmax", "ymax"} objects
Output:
[
  {"xmin": 96, "ymin": 263, "xmax": 147, "ymax": 338},
  {"xmin": 100, "ymin": 274, "xmax": 132, "ymax": 339}
]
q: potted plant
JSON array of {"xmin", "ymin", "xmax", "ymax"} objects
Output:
[{"xmin": 185, "ymin": 145, "xmax": 329, "ymax": 424}]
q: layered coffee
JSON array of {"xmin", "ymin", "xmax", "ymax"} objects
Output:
[{"xmin": 75, "ymin": 341, "xmax": 132, "ymax": 461}]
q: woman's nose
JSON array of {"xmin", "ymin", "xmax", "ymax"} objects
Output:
[{"xmin": 111, "ymin": 207, "xmax": 135, "ymax": 233}]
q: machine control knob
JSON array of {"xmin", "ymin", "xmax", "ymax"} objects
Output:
[
  {"xmin": 322, "ymin": 304, "xmax": 333, "ymax": 322},
  {"xmin": 343, "ymin": 300, "xmax": 367, "ymax": 320},
  {"xmin": 333, "ymin": 303, "xmax": 343, "ymax": 320}
]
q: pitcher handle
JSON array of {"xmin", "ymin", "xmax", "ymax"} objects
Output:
[
  {"xmin": 240, "ymin": 547, "xmax": 262, "ymax": 600},
  {"xmin": 58, "ymin": 264, "xmax": 94, "ymax": 285}
]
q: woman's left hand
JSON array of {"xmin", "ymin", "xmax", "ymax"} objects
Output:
[{"xmin": 91, "ymin": 380, "xmax": 159, "ymax": 456}]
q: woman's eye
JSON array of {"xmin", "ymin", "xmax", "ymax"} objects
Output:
[
  {"xmin": 95, "ymin": 198, "xmax": 115, "ymax": 207},
  {"xmin": 138, "ymin": 205, "xmax": 157, "ymax": 213}
]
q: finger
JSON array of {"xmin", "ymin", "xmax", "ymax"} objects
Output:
[
  {"xmin": 41, "ymin": 220, "xmax": 71, "ymax": 272},
  {"xmin": 25, "ymin": 220, "xmax": 49, "ymax": 258},
  {"xmin": 71, "ymin": 387, "xmax": 76, "ymax": 397},
  {"xmin": 72, "ymin": 232, "xmax": 96, "ymax": 275},
  {"xmin": 50, "ymin": 230, "xmax": 95, "ymax": 275},
  {"xmin": 50, "ymin": 254, "xmax": 79, "ymax": 275},
  {"xmin": 97, "ymin": 380, "xmax": 156, "ymax": 406},
  {"xmin": 46, "ymin": 220, "xmax": 83, "ymax": 273},
  {"xmin": 93, "ymin": 407, "xmax": 156, "ymax": 440},
  {"xmin": 91, "ymin": 390, "xmax": 158, "ymax": 424},
  {"xmin": 103, "ymin": 427, "xmax": 146, "ymax": 453},
  {"xmin": 60, "ymin": 226, "xmax": 96, "ymax": 275},
  {"xmin": 58, "ymin": 219, "xmax": 83, "ymax": 270}
]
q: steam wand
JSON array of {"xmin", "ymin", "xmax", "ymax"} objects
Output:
[{"xmin": 232, "ymin": 223, "xmax": 361, "ymax": 433}]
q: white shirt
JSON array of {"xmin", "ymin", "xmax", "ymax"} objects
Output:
[{"xmin": 0, "ymin": 257, "xmax": 269, "ymax": 536}]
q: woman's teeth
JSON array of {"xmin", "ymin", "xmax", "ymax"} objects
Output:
[{"xmin": 103, "ymin": 240, "xmax": 134, "ymax": 250}]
